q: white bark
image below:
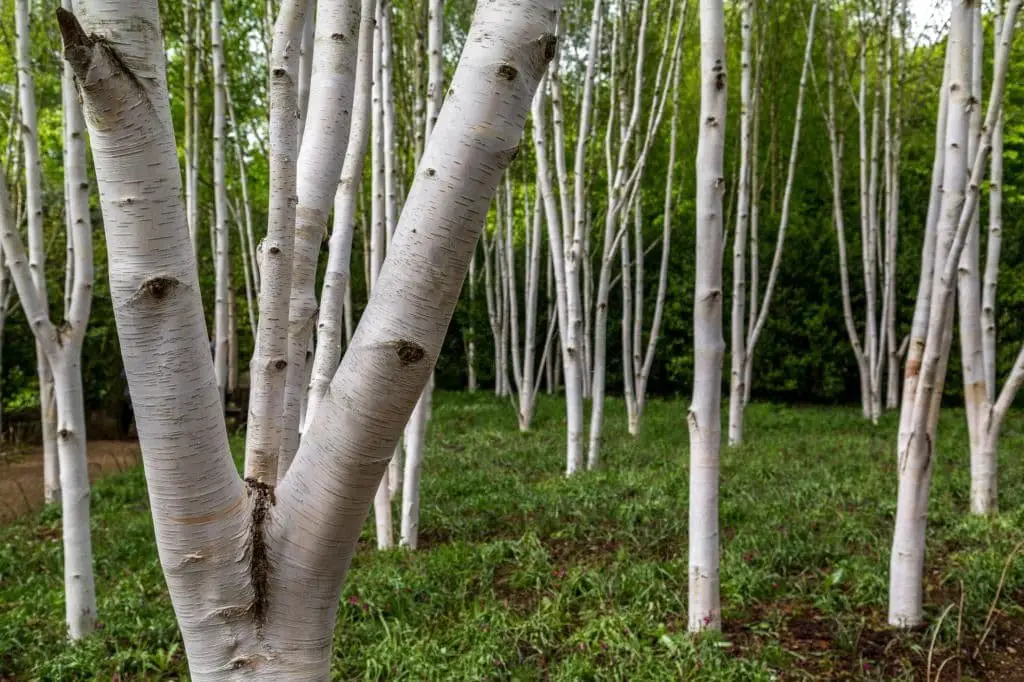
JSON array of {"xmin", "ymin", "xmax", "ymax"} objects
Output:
[
  {"xmin": 297, "ymin": 0, "xmax": 316, "ymax": 145},
  {"xmin": 61, "ymin": 0, "xmax": 555, "ymax": 673},
  {"xmin": 15, "ymin": 0, "xmax": 60, "ymax": 507},
  {"xmin": 983, "ymin": 4, "xmax": 1004, "ymax": 405},
  {"xmin": 533, "ymin": 80, "xmax": 584, "ymax": 475},
  {"xmin": 243, "ymin": 0, "xmax": 310, "ymax": 484},
  {"xmin": 278, "ymin": 0, "xmax": 361, "ymax": 477},
  {"xmin": 398, "ymin": 0, "xmax": 435, "ymax": 545},
  {"xmin": 739, "ymin": 2, "xmax": 817, "ymax": 433},
  {"xmin": 824, "ymin": 24, "xmax": 871, "ymax": 421},
  {"xmin": 689, "ymin": 0, "xmax": 726, "ymax": 634},
  {"xmin": 959, "ymin": 2, "xmax": 987, "ymax": 514},
  {"xmin": 889, "ymin": 0, "xmax": 1019, "ymax": 627},
  {"xmin": 212, "ymin": 0, "xmax": 230, "ymax": 402},
  {"xmin": 898, "ymin": 46, "xmax": 950, "ymax": 457},
  {"xmin": 226, "ymin": 85, "xmax": 261, "ymax": 298},
  {"xmin": 588, "ymin": 0, "xmax": 650, "ymax": 468},
  {"xmin": 628, "ymin": 46, "xmax": 679, "ymax": 436},
  {"xmin": 425, "ymin": 0, "xmax": 443, "ymax": 141},
  {"xmin": 4, "ymin": 8, "xmax": 98, "ymax": 635},
  {"xmin": 468, "ymin": 251, "xmax": 478, "ymax": 391},
  {"xmin": 306, "ymin": 0, "xmax": 375, "ymax": 436},
  {"xmin": 184, "ymin": 0, "xmax": 200, "ymax": 258},
  {"xmin": 728, "ymin": 0, "xmax": 755, "ymax": 446}
]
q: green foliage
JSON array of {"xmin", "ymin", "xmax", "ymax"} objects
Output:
[
  {"xmin": 2, "ymin": 395, "xmax": 1023, "ymax": 679},
  {"xmin": 3, "ymin": 1, "xmax": 1024, "ymax": 415}
]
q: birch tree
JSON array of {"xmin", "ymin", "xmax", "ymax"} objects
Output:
[
  {"xmin": 183, "ymin": 0, "xmax": 199, "ymax": 257},
  {"xmin": 957, "ymin": 0, "xmax": 1020, "ymax": 516},
  {"xmin": 212, "ymin": 0, "xmax": 230, "ymax": 402},
  {"xmin": 400, "ymin": 0, "xmax": 437, "ymax": 549},
  {"xmin": 728, "ymin": 1, "xmax": 817, "ymax": 444},
  {"xmin": 889, "ymin": 0, "xmax": 1019, "ymax": 627},
  {"xmin": 727, "ymin": 0, "xmax": 755, "ymax": 446},
  {"xmin": 279, "ymin": 0, "xmax": 361, "ymax": 474},
  {"xmin": 57, "ymin": 0, "xmax": 555, "ymax": 674},
  {"xmin": 622, "ymin": 35, "xmax": 682, "ymax": 436},
  {"xmin": 1, "ymin": 5, "xmax": 97, "ymax": 634},
  {"xmin": 587, "ymin": 0, "xmax": 681, "ymax": 466},
  {"xmin": 15, "ymin": 0, "xmax": 59, "ymax": 505},
  {"xmin": 688, "ymin": 0, "xmax": 726, "ymax": 633}
]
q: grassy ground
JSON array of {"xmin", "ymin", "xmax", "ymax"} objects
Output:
[{"xmin": 2, "ymin": 393, "xmax": 1023, "ymax": 680}]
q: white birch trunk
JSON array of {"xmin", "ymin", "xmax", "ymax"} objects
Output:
[
  {"xmin": 183, "ymin": 0, "xmax": 198, "ymax": 257},
  {"xmin": 305, "ymin": 0, "xmax": 375, "ymax": 470},
  {"xmin": 243, "ymin": 0, "xmax": 310, "ymax": 485},
  {"xmin": 533, "ymin": 83, "xmax": 584, "ymax": 475},
  {"xmin": 898, "ymin": 46, "xmax": 950, "ymax": 457},
  {"xmin": 468, "ymin": 251, "xmax": 478, "ymax": 391},
  {"xmin": 825, "ymin": 28, "xmax": 870, "ymax": 417},
  {"xmin": 728, "ymin": 0, "xmax": 754, "ymax": 446},
  {"xmin": 983, "ymin": 5, "xmax": 1004, "ymax": 405},
  {"xmin": 628, "ymin": 46, "xmax": 680, "ymax": 436},
  {"xmin": 15, "ymin": 0, "xmax": 61, "ymax": 507},
  {"xmin": 188, "ymin": 1, "xmax": 202, "ymax": 260},
  {"xmin": 2, "ymin": 12, "xmax": 98, "ymax": 634},
  {"xmin": 226, "ymin": 85, "xmax": 261, "ymax": 298},
  {"xmin": 400, "ymin": 0, "xmax": 437, "ymax": 544},
  {"xmin": 296, "ymin": 0, "xmax": 316, "ymax": 145},
  {"xmin": 889, "ymin": 0, "xmax": 1019, "ymax": 626},
  {"xmin": 212, "ymin": 0, "xmax": 230, "ymax": 403},
  {"xmin": 689, "ymin": 0, "xmax": 726, "ymax": 634},
  {"xmin": 740, "ymin": 2, "xmax": 817, "ymax": 431},
  {"xmin": 60, "ymin": 0, "xmax": 554, "ymax": 673},
  {"xmin": 959, "ymin": 3, "xmax": 988, "ymax": 515},
  {"xmin": 279, "ymin": 0, "xmax": 361, "ymax": 476}
]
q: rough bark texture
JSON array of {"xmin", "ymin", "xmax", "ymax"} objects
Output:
[{"xmin": 62, "ymin": 0, "xmax": 555, "ymax": 674}]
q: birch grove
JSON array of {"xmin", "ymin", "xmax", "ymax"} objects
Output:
[
  {"xmin": 2, "ymin": 2, "xmax": 97, "ymax": 636},
  {"xmin": 57, "ymin": 0, "xmax": 555, "ymax": 673},
  {"xmin": 6, "ymin": 0, "xmax": 1024, "ymax": 672}
]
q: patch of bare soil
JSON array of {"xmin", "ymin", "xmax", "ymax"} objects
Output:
[
  {"xmin": 0, "ymin": 441, "xmax": 140, "ymax": 524},
  {"xmin": 724, "ymin": 599, "xmax": 1024, "ymax": 681}
]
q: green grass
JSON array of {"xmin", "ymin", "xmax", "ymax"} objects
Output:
[{"xmin": 2, "ymin": 393, "xmax": 1024, "ymax": 680}]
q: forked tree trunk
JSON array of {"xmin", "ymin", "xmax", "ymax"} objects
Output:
[
  {"xmin": 824, "ymin": 20, "xmax": 870, "ymax": 420},
  {"xmin": 15, "ymin": 0, "xmax": 61, "ymax": 506},
  {"xmin": 889, "ymin": 0, "xmax": 1018, "ymax": 627},
  {"xmin": 625, "ymin": 44, "xmax": 679, "ymax": 436},
  {"xmin": 898, "ymin": 46, "xmax": 950, "ymax": 459},
  {"xmin": 59, "ymin": 0, "xmax": 554, "ymax": 674},
  {"xmin": 533, "ymin": 80, "xmax": 585, "ymax": 476},
  {"xmin": 727, "ymin": 0, "xmax": 754, "ymax": 446},
  {"xmin": 689, "ymin": 0, "xmax": 726, "ymax": 634},
  {"xmin": 736, "ymin": 2, "xmax": 817, "ymax": 438},
  {"xmin": 2, "ymin": 5, "xmax": 97, "ymax": 635}
]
